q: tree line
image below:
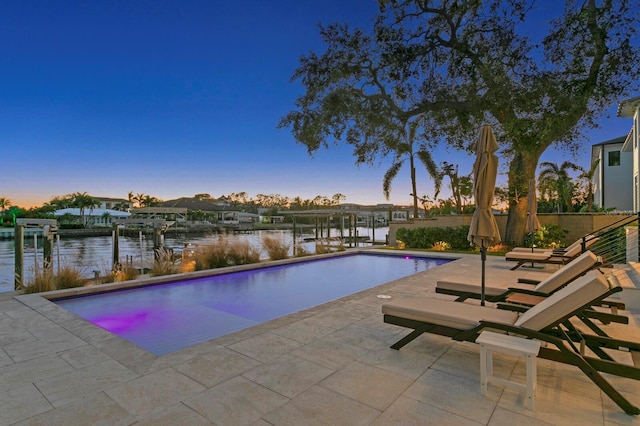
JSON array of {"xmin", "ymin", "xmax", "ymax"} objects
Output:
[{"xmin": 0, "ymin": 192, "xmax": 353, "ymax": 225}]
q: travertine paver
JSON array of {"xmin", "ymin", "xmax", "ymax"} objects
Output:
[
  {"xmin": 0, "ymin": 356, "xmax": 75, "ymax": 394},
  {"xmin": 183, "ymin": 376, "xmax": 289, "ymax": 424},
  {"xmin": 319, "ymin": 361, "xmax": 414, "ymax": 411},
  {"xmin": 35, "ymin": 359, "xmax": 138, "ymax": 407},
  {"xmin": 174, "ymin": 345, "xmax": 263, "ymax": 387},
  {"xmin": 404, "ymin": 368, "xmax": 502, "ymax": 425},
  {"xmin": 105, "ymin": 367, "xmax": 206, "ymax": 418},
  {"xmin": 371, "ymin": 395, "xmax": 484, "ymax": 426},
  {"xmin": 0, "ymin": 250, "xmax": 638, "ymax": 425},
  {"xmin": 12, "ymin": 392, "xmax": 133, "ymax": 426},
  {"xmin": 131, "ymin": 403, "xmax": 212, "ymax": 426},
  {"xmin": 242, "ymin": 353, "xmax": 334, "ymax": 398},
  {"xmin": 263, "ymin": 384, "xmax": 382, "ymax": 426},
  {"xmin": 227, "ymin": 331, "xmax": 303, "ymax": 362},
  {"xmin": 0, "ymin": 383, "xmax": 52, "ymax": 426}
]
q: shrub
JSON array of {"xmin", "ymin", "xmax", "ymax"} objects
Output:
[
  {"xmin": 487, "ymin": 243, "xmax": 510, "ymax": 253},
  {"xmin": 115, "ymin": 265, "xmax": 140, "ymax": 282},
  {"xmin": 23, "ymin": 265, "xmax": 87, "ymax": 293},
  {"xmin": 523, "ymin": 224, "xmax": 568, "ymax": 249},
  {"xmin": 195, "ymin": 240, "xmax": 230, "ymax": 270},
  {"xmin": 152, "ymin": 247, "xmax": 179, "ymax": 277},
  {"xmin": 23, "ymin": 268, "xmax": 55, "ymax": 294},
  {"xmin": 396, "ymin": 226, "xmax": 472, "ymax": 250},
  {"xmin": 227, "ymin": 240, "xmax": 261, "ymax": 265},
  {"xmin": 430, "ymin": 241, "xmax": 451, "ymax": 251},
  {"xmin": 294, "ymin": 244, "xmax": 311, "ymax": 257},
  {"xmin": 262, "ymin": 236, "xmax": 290, "ymax": 260},
  {"xmin": 55, "ymin": 266, "xmax": 88, "ymax": 289}
]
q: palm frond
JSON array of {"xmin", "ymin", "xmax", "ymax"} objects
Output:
[{"xmin": 383, "ymin": 160, "xmax": 404, "ymax": 199}]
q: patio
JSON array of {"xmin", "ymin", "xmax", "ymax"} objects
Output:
[{"xmin": 1, "ymin": 251, "xmax": 639, "ymax": 425}]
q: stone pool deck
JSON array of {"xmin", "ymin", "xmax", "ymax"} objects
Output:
[{"xmin": 1, "ymin": 251, "xmax": 639, "ymax": 425}]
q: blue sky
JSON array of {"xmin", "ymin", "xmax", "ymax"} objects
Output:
[{"xmin": 1, "ymin": 1, "xmax": 634, "ymax": 208}]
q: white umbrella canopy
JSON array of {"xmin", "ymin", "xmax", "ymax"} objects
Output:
[{"xmin": 467, "ymin": 125, "xmax": 501, "ymax": 305}]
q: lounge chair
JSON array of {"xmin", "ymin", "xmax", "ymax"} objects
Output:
[
  {"xmin": 381, "ymin": 270, "xmax": 640, "ymax": 415},
  {"xmin": 505, "ymin": 235, "xmax": 599, "ymax": 270},
  {"xmin": 436, "ymin": 250, "xmax": 601, "ymax": 304},
  {"xmin": 508, "ymin": 234, "xmax": 596, "ymax": 254},
  {"xmin": 436, "ymin": 250, "xmax": 626, "ymax": 329}
]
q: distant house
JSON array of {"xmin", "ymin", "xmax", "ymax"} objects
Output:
[
  {"xmin": 154, "ymin": 197, "xmax": 256, "ymax": 225},
  {"xmin": 93, "ymin": 197, "xmax": 132, "ymax": 211},
  {"xmin": 591, "ymin": 135, "xmax": 632, "ymax": 211},
  {"xmin": 54, "ymin": 208, "xmax": 131, "ymax": 227},
  {"xmin": 618, "ymin": 95, "xmax": 640, "ymax": 212}
]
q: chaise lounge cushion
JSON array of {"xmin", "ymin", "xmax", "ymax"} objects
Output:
[
  {"xmin": 381, "ymin": 297, "xmax": 518, "ymax": 330},
  {"xmin": 382, "ymin": 269, "xmax": 609, "ymax": 332},
  {"xmin": 505, "ymin": 235, "xmax": 598, "ymax": 262},
  {"xmin": 530, "ymin": 250, "xmax": 598, "ymax": 293},
  {"xmin": 436, "ymin": 250, "xmax": 599, "ymax": 297},
  {"xmin": 514, "ymin": 270, "xmax": 609, "ymax": 330}
]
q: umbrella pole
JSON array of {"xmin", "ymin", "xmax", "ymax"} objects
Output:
[{"xmin": 480, "ymin": 245, "xmax": 486, "ymax": 306}]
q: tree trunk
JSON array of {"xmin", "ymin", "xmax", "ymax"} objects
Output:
[
  {"xmin": 504, "ymin": 151, "xmax": 540, "ymax": 246},
  {"xmin": 410, "ymin": 155, "xmax": 419, "ymax": 219}
]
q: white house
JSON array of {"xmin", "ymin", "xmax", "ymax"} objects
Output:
[
  {"xmin": 591, "ymin": 135, "xmax": 633, "ymax": 211},
  {"xmin": 619, "ymin": 95, "xmax": 640, "ymax": 212},
  {"xmin": 54, "ymin": 208, "xmax": 131, "ymax": 227},
  {"xmin": 93, "ymin": 197, "xmax": 132, "ymax": 211}
]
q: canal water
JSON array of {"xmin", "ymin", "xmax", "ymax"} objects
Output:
[{"xmin": 0, "ymin": 227, "xmax": 388, "ymax": 293}]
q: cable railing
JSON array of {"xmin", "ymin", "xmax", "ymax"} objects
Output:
[{"xmin": 581, "ymin": 213, "xmax": 639, "ymax": 266}]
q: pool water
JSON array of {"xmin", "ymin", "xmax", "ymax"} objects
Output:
[{"xmin": 54, "ymin": 253, "xmax": 450, "ymax": 355}]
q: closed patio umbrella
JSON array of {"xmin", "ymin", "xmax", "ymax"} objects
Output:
[
  {"xmin": 527, "ymin": 178, "xmax": 540, "ymax": 249},
  {"xmin": 467, "ymin": 125, "xmax": 501, "ymax": 306}
]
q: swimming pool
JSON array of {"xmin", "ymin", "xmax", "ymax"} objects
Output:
[{"xmin": 54, "ymin": 253, "xmax": 450, "ymax": 355}]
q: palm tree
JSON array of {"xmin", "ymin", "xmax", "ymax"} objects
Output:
[
  {"xmin": 0, "ymin": 197, "xmax": 11, "ymax": 221},
  {"xmin": 71, "ymin": 192, "xmax": 101, "ymax": 226},
  {"xmin": 383, "ymin": 122, "xmax": 441, "ymax": 219},
  {"xmin": 331, "ymin": 193, "xmax": 346, "ymax": 205},
  {"xmin": 113, "ymin": 202, "xmax": 130, "ymax": 212},
  {"xmin": 101, "ymin": 212, "xmax": 112, "ymax": 227},
  {"xmin": 141, "ymin": 195, "xmax": 160, "ymax": 207},
  {"xmin": 538, "ymin": 161, "xmax": 582, "ymax": 213},
  {"xmin": 439, "ymin": 163, "xmax": 473, "ymax": 213},
  {"xmin": 578, "ymin": 159, "xmax": 599, "ymax": 212}
]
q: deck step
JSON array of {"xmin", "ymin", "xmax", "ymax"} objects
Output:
[{"xmin": 632, "ymin": 350, "xmax": 640, "ymax": 367}]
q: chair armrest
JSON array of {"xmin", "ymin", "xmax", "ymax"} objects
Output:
[
  {"xmin": 496, "ymin": 303, "xmax": 529, "ymax": 313},
  {"xmin": 506, "ymin": 287, "xmax": 549, "ymax": 297},
  {"xmin": 516, "ymin": 278, "xmax": 540, "ymax": 285}
]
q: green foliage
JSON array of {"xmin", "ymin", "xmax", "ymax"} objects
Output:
[
  {"xmin": 396, "ymin": 226, "xmax": 472, "ymax": 250},
  {"xmin": 523, "ymin": 224, "xmax": 569, "ymax": 249}
]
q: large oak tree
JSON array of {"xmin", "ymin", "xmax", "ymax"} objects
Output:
[{"xmin": 281, "ymin": 0, "xmax": 639, "ymax": 245}]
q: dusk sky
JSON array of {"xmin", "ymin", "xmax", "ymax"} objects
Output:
[{"xmin": 1, "ymin": 1, "xmax": 634, "ymax": 209}]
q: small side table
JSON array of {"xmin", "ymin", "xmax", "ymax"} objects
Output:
[{"xmin": 476, "ymin": 331, "xmax": 541, "ymax": 410}]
